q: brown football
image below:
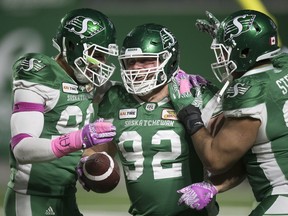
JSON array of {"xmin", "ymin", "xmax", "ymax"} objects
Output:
[{"xmin": 82, "ymin": 152, "xmax": 120, "ymax": 193}]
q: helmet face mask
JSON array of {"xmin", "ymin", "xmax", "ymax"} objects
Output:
[
  {"xmin": 74, "ymin": 43, "xmax": 117, "ymax": 86},
  {"xmin": 120, "ymin": 50, "xmax": 172, "ymax": 95},
  {"xmin": 211, "ymin": 41, "xmax": 237, "ymax": 82},
  {"xmin": 53, "ymin": 8, "xmax": 118, "ymax": 87},
  {"xmin": 119, "ymin": 23, "xmax": 179, "ymax": 96},
  {"xmin": 211, "ymin": 10, "xmax": 280, "ymax": 83}
]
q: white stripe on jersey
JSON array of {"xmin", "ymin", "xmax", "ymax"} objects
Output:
[
  {"xmin": 16, "ymin": 192, "xmax": 32, "ymax": 216},
  {"xmin": 265, "ymin": 195, "xmax": 288, "ymax": 214}
]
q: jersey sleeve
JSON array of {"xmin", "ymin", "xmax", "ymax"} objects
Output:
[
  {"xmin": 12, "ymin": 53, "xmax": 73, "ymax": 111},
  {"xmin": 223, "ymin": 75, "xmax": 267, "ymax": 121},
  {"xmin": 272, "ymin": 52, "xmax": 288, "ymax": 70},
  {"xmin": 199, "ymin": 83, "xmax": 222, "ymax": 126},
  {"xmin": 12, "ymin": 53, "xmax": 70, "ymax": 88}
]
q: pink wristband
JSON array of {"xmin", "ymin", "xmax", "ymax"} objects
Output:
[{"xmin": 51, "ymin": 130, "xmax": 83, "ymax": 158}]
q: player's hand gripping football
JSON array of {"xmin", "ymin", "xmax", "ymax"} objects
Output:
[
  {"xmin": 76, "ymin": 156, "xmax": 90, "ymax": 191},
  {"xmin": 81, "ymin": 118, "xmax": 116, "ymax": 149},
  {"xmin": 195, "ymin": 11, "xmax": 220, "ymax": 38},
  {"xmin": 177, "ymin": 181, "xmax": 218, "ymax": 210}
]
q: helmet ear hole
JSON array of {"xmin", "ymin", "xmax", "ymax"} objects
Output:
[
  {"xmin": 253, "ymin": 23, "xmax": 261, "ymax": 33},
  {"xmin": 240, "ymin": 48, "xmax": 250, "ymax": 58},
  {"xmin": 67, "ymin": 41, "xmax": 75, "ymax": 52}
]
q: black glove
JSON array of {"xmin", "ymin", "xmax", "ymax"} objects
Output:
[{"xmin": 178, "ymin": 104, "xmax": 204, "ymax": 136}]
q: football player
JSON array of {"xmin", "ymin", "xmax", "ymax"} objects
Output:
[
  {"xmin": 79, "ymin": 23, "xmax": 232, "ymax": 216},
  {"xmin": 4, "ymin": 8, "xmax": 118, "ymax": 216},
  {"xmin": 171, "ymin": 10, "xmax": 288, "ymax": 216}
]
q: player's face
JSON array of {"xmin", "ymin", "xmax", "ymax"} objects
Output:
[
  {"xmin": 126, "ymin": 58, "xmax": 158, "ymax": 69},
  {"xmin": 73, "ymin": 43, "xmax": 117, "ymax": 87},
  {"xmin": 125, "ymin": 57, "xmax": 158, "ymax": 81},
  {"xmin": 85, "ymin": 48, "xmax": 107, "ymax": 78}
]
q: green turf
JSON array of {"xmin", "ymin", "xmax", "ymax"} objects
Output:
[{"xmin": 0, "ymin": 179, "xmax": 254, "ymax": 213}]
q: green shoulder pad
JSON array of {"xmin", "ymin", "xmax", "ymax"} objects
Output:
[{"xmin": 13, "ymin": 53, "xmax": 73, "ymax": 88}]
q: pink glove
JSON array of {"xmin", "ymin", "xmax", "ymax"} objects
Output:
[
  {"xmin": 81, "ymin": 118, "xmax": 116, "ymax": 149},
  {"xmin": 177, "ymin": 181, "xmax": 218, "ymax": 210},
  {"xmin": 76, "ymin": 156, "xmax": 90, "ymax": 191},
  {"xmin": 175, "ymin": 70, "xmax": 208, "ymax": 93}
]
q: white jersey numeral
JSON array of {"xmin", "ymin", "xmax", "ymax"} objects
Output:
[
  {"xmin": 118, "ymin": 130, "xmax": 182, "ymax": 181},
  {"xmin": 56, "ymin": 104, "xmax": 94, "ymax": 134}
]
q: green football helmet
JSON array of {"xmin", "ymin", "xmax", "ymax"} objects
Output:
[
  {"xmin": 211, "ymin": 10, "xmax": 281, "ymax": 83},
  {"xmin": 53, "ymin": 8, "xmax": 118, "ymax": 87},
  {"xmin": 118, "ymin": 23, "xmax": 180, "ymax": 95}
]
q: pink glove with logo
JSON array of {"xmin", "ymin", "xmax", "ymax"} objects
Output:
[
  {"xmin": 51, "ymin": 118, "xmax": 116, "ymax": 158},
  {"xmin": 81, "ymin": 118, "xmax": 116, "ymax": 148},
  {"xmin": 175, "ymin": 70, "xmax": 208, "ymax": 90},
  {"xmin": 177, "ymin": 181, "xmax": 218, "ymax": 210}
]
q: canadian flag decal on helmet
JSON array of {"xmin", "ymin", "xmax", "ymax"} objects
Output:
[
  {"xmin": 64, "ymin": 16, "xmax": 105, "ymax": 38},
  {"xmin": 270, "ymin": 36, "xmax": 276, "ymax": 45}
]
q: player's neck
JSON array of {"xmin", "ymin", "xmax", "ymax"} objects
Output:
[
  {"xmin": 55, "ymin": 54, "xmax": 76, "ymax": 80},
  {"xmin": 138, "ymin": 85, "xmax": 168, "ymax": 102}
]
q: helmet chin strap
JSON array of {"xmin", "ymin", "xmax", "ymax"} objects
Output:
[{"xmin": 216, "ymin": 80, "xmax": 230, "ymax": 103}]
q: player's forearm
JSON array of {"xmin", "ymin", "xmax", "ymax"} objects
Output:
[
  {"xmin": 208, "ymin": 161, "xmax": 246, "ymax": 193},
  {"xmin": 176, "ymin": 104, "xmax": 225, "ymax": 173},
  {"xmin": 192, "ymin": 129, "xmax": 236, "ymax": 174},
  {"xmin": 190, "ymin": 128, "xmax": 219, "ymax": 172}
]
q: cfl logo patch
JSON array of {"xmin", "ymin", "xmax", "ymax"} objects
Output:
[{"xmin": 145, "ymin": 103, "xmax": 156, "ymax": 111}]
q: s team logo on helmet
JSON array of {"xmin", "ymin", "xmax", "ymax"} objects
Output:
[
  {"xmin": 64, "ymin": 16, "xmax": 105, "ymax": 38},
  {"xmin": 224, "ymin": 14, "xmax": 256, "ymax": 42},
  {"xmin": 160, "ymin": 28, "xmax": 177, "ymax": 49}
]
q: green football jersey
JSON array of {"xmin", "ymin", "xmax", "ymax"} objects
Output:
[
  {"xmin": 98, "ymin": 82, "xmax": 220, "ymax": 216},
  {"xmin": 8, "ymin": 53, "xmax": 95, "ymax": 196},
  {"xmin": 223, "ymin": 53, "xmax": 288, "ymax": 202}
]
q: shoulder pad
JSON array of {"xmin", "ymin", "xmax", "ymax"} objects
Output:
[{"xmin": 12, "ymin": 53, "xmax": 71, "ymax": 88}]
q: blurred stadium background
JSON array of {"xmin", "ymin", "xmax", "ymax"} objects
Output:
[{"xmin": 0, "ymin": 0, "xmax": 287, "ymax": 215}]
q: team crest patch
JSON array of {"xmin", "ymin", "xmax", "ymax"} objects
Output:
[
  {"xmin": 119, "ymin": 108, "xmax": 137, "ymax": 119},
  {"xmin": 20, "ymin": 58, "xmax": 46, "ymax": 72},
  {"xmin": 62, "ymin": 83, "xmax": 78, "ymax": 94},
  {"xmin": 225, "ymin": 83, "xmax": 250, "ymax": 98},
  {"xmin": 162, "ymin": 109, "xmax": 177, "ymax": 120},
  {"xmin": 145, "ymin": 103, "xmax": 156, "ymax": 111}
]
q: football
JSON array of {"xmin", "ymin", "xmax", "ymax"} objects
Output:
[{"xmin": 82, "ymin": 152, "xmax": 120, "ymax": 193}]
